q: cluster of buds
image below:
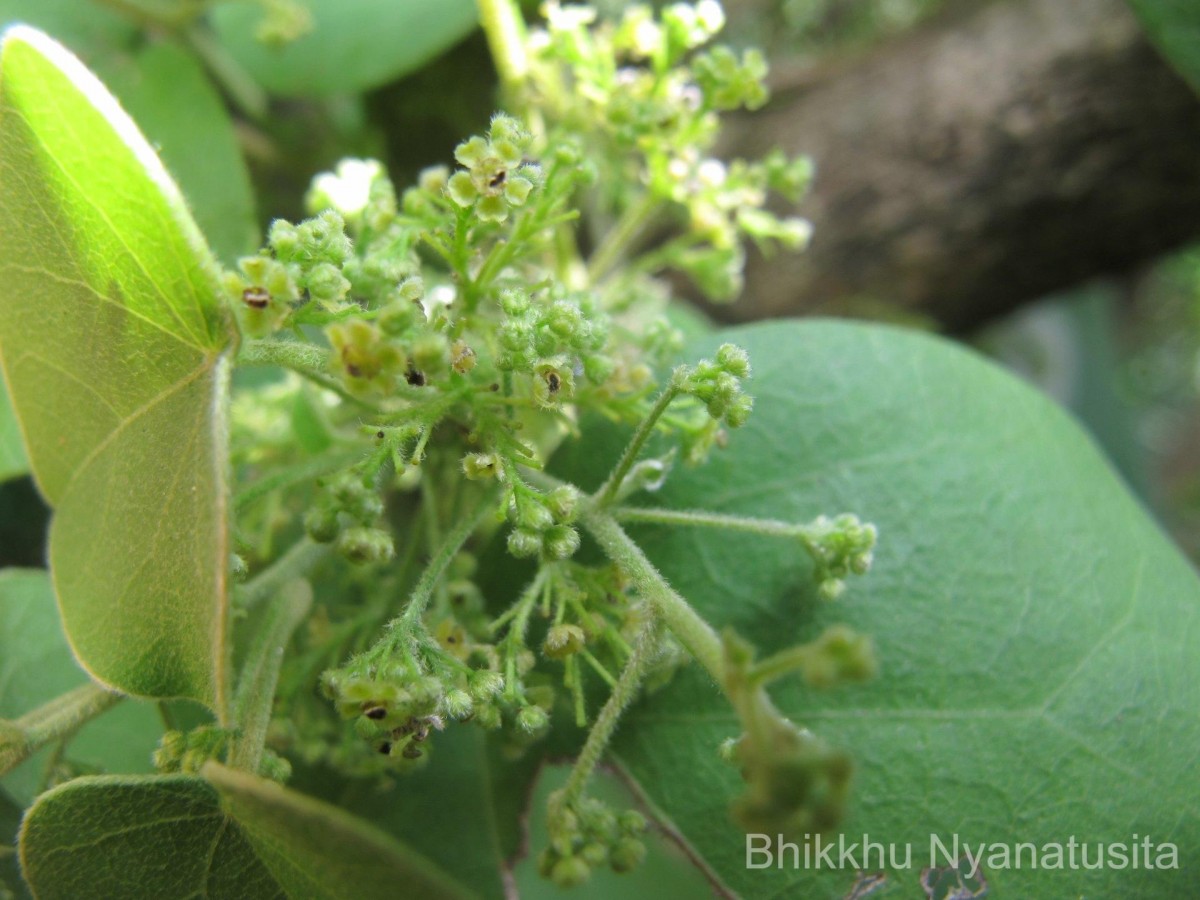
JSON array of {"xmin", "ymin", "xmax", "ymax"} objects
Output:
[
  {"xmin": 541, "ymin": 791, "xmax": 649, "ymax": 886},
  {"xmin": 304, "ymin": 472, "xmax": 393, "ymax": 565},
  {"xmin": 496, "ymin": 288, "xmax": 613, "ymax": 400},
  {"xmin": 505, "ymin": 483, "xmax": 582, "ymax": 562},
  {"xmin": 154, "ymin": 726, "xmax": 290, "ymax": 783},
  {"xmin": 798, "ymin": 513, "xmax": 878, "ymax": 600}
]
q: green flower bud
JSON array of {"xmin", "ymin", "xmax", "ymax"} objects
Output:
[
  {"xmin": 507, "ymin": 526, "xmax": 544, "ymax": 558},
  {"xmin": 336, "ymin": 526, "xmax": 395, "ymax": 565},
  {"xmin": 305, "ymin": 505, "xmax": 341, "ymax": 543},
  {"xmin": 469, "ymin": 671, "xmax": 505, "ymax": 700},
  {"xmin": 544, "ymin": 525, "xmax": 581, "ymax": 560},
  {"xmin": 543, "ymin": 623, "xmax": 587, "ymax": 659},
  {"xmin": 609, "ymin": 837, "xmax": 647, "ymax": 873},
  {"xmin": 551, "ymin": 856, "xmax": 591, "ymax": 889},
  {"xmin": 715, "ymin": 343, "xmax": 751, "ymax": 377},
  {"xmin": 516, "ymin": 704, "xmax": 550, "ymax": 735},
  {"xmin": 463, "ymin": 453, "xmax": 500, "ymax": 480},
  {"xmin": 580, "ymin": 842, "xmax": 609, "ymax": 867},
  {"xmin": 547, "ymin": 485, "xmax": 580, "ymax": 522},
  {"xmin": 442, "ymin": 689, "xmax": 474, "ymax": 720}
]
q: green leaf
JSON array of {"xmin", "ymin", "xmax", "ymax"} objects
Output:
[
  {"xmin": 0, "ymin": 369, "xmax": 27, "ymax": 483},
  {"xmin": 0, "ymin": 569, "xmax": 162, "ymax": 806},
  {"xmin": 203, "ymin": 761, "xmax": 473, "ymax": 900},
  {"xmin": 0, "ymin": 0, "xmax": 135, "ymax": 64},
  {"xmin": 17, "ymin": 775, "xmax": 282, "ymax": 899},
  {"xmin": 18, "ymin": 767, "xmax": 472, "ymax": 900},
  {"xmin": 555, "ymin": 319, "xmax": 1200, "ymax": 897},
  {"xmin": 92, "ymin": 41, "xmax": 258, "ymax": 263},
  {"xmin": 210, "ymin": 0, "xmax": 479, "ymax": 97},
  {"xmin": 1128, "ymin": 0, "xmax": 1200, "ymax": 94},
  {"xmin": 0, "ymin": 28, "xmax": 236, "ymax": 711}
]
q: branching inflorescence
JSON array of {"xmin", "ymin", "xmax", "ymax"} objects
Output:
[{"xmin": 217, "ymin": 0, "xmax": 879, "ymax": 886}]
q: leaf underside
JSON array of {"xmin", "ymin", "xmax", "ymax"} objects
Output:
[
  {"xmin": 17, "ymin": 768, "xmax": 473, "ymax": 900},
  {"xmin": 0, "ymin": 27, "xmax": 234, "ymax": 710}
]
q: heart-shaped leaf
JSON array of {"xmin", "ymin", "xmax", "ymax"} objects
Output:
[
  {"xmin": 18, "ymin": 767, "xmax": 472, "ymax": 899},
  {"xmin": 211, "ymin": 0, "xmax": 479, "ymax": 97},
  {"xmin": 554, "ymin": 319, "xmax": 1200, "ymax": 896},
  {"xmin": 0, "ymin": 28, "xmax": 235, "ymax": 711},
  {"xmin": 0, "ymin": 569, "xmax": 162, "ymax": 805}
]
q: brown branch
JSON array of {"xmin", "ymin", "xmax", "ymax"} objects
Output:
[{"xmin": 714, "ymin": 0, "xmax": 1200, "ymax": 332}]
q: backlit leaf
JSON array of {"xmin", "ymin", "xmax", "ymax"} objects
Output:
[{"xmin": 0, "ymin": 27, "xmax": 235, "ymax": 711}]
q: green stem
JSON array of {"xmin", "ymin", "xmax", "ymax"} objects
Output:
[
  {"xmin": 586, "ymin": 193, "xmax": 662, "ymax": 284},
  {"xmin": 183, "ymin": 24, "xmax": 269, "ymax": 120},
  {"xmin": 0, "ymin": 684, "xmax": 121, "ymax": 776},
  {"xmin": 238, "ymin": 340, "xmax": 373, "ymax": 410},
  {"xmin": 235, "ymin": 449, "xmax": 362, "ymax": 512},
  {"xmin": 231, "ymin": 580, "xmax": 313, "ymax": 772},
  {"xmin": 476, "ymin": 0, "xmax": 528, "ymax": 94},
  {"xmin": 593, "ymin": 382, "xmax": 680, "ymax": 508},
  {"xmin": 397, "ymin": 486, "xmax": 502, "ymax": 629},
  {"xmin": 236, "ymin": 538, "xmax": 330, "ymax": 611},
  {"xmin": 558, "ymin": 618, "xmax": 658, "ymax": 809},
  {"xmin": 746, "ymin": 644, "xmax": 819, "ymax": 689},
  {"xmin": 613, "ymin": 506, "xmax": 804, "ymax": 537},
  {"xmin": 581, "ymin": 509, "xmax": 723, "ymax": 680}
]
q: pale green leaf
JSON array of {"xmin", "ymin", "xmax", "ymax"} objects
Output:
[
  {"xmin": 204, "ymin": 761, "xmax": 473, "ymax": 900},
  {"xmin": 554, "ymin": 319, "xmax": 1200, "ymax": 897},
  {"xmin": 0, "ymin": 368, "xmax": 26, "ymax": 482},
  {"xmin": 210, "ymin": 0, "xmax": 479, "ymax": 96},
  {"xmin": 0, "ymin": 569, "xmax": 162, "ymax": 806},
  {"xmin": 0, "ymin": 27, "xmax": 235, "ymax": 710}
]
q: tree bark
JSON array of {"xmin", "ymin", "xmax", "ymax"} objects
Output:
[{"xmin": 716, "ymin": 0, "xmax": 1200, "ymax": 333}]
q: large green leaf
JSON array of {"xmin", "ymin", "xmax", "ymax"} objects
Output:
[
  {"xmin": 1128, "ymin": 0, "xmax": 1200, "ymax": 94},
  {"xmin": 18, "ymin": 767, "xmax": 472, "ymax": 899},
  {"xmin": 17, "ymin": 775, "xmax": 282, "ymax": 899},
  {"xmin": 554, "ymin": 319, "xmax": 1200, "ymax": 897},
  {"xmin": 0, "ymin": 569, "xmax": 162, "ymax": 806},
  {"xmin": 93, "ymin": 41, "xmax": 258, "ymax": 263},
  {"xmin": 0, "ymin": 369, "xmax": 26, "ymax": 482},
  {"xmin": 0, "ymin": 28, "xmax": 235, "ymax": 711},
  {"xmin": 210, "ymin": 0, "xmax": 479, "ymax": 96},
  {"xmin": 205, "ymin": 761, "xmax": 472, "ymax": 899}
]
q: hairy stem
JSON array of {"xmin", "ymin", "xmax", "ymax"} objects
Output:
[
  {"xmin": 235, "ymin": 449, "xmax": 363, "ymax": 512},
  {"xmin": 397, "ymin": 485, "xmax": 502, "ymax": 629},
  {"xmin": 231, "ymin": 579, "xmax": 313, "ymax": 772},
  {"xmin": 0, "ymin": 684, "xmax": 121, "ymax": 776},
  {"xmin": 581, "ymin": 509, "xmax": 723, "ymax": 680},
  {"xmin": 237, "ymin": 538, "xmax": 330, "ymax": 611},
  {"xmin": 183, "ymin": 24, "xmax": 269, "ymax": 120},
  {"xmin": 613, "ymin": 506, "xmax": 805, "ymax": 536},
  {"xmin": 238, "ymin": 339, "xmax": 373, "ymax": 409},
  {"xmin": 558, "ymin": 617, "xmax": 659, "ymax": 810},
  {"xmin": 593, "ymin": 382, "xmax": 681, "ymax": 508}
]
